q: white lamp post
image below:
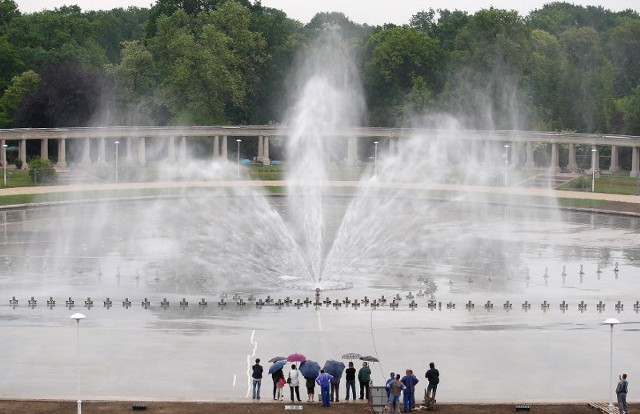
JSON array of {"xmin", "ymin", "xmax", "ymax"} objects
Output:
[
  {"xmin": 592, "ymin": 148, "xmax": 597, "ymax": 192},
  {"xmin": 70, "ymin": 313, "xmax": 87, "ymax": 414},
  {"xmin": 373, "ymin": 141, "xmax": 379, "ymax": 176},
  {"xmin": 236, "ymin": 139, "xmax": 242, "ymax": 178},
  {"xmin": 2, "ymin": 144, "xmax": 7, "ymax": 187},
  {"xmin": 114, "ymin": 141, "xmax": 120, "ymax": 183},
  {"xmin": 603, "ymin": 317, "xmax": 620, "ymax": 414},
  {"xmin": 504, "ymin": 144, "xmax": 510, "ymax": 186}
]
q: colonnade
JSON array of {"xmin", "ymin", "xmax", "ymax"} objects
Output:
[{"xmin": 1, "ymin": 128, "xmax": 639, "ymax": 178}]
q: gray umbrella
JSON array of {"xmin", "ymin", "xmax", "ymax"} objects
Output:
[
  {"xmin": 341, "ymin": 353, "xmax": 362, "ymax": 360},
  {"xmin": 360, "ymin": 355, "xmax": 380, "ymax": 362},
  {"xmin": 268, "ymin": 356, "xmax": 287, "ymax": 363}
]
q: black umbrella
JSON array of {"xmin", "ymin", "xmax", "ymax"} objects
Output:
[
  {"xmin": 268, "ymin": 356, "xmax": 286, "ymax": 363},
  {"xmin": 360, "ymin": 355, "xmax": 380, "ymax": 362},
  {"xmin": 299, "ymin": 359, "xmax": 321, "ymax": 378},
  {"xmin": 323, "ymin": 359, "xmax": 345, "ymax": 380}
]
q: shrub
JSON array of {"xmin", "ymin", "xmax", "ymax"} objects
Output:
[{"xmin": 27, "ymin": 157, "xmax": 57, "ymax": 184}]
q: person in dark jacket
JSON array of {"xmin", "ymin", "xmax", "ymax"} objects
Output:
[
  {"xmin": 358, "ymin": 362, "xmax": 371, "ymax": 400},
  {"xmin": 345, "ymin": 361, "xmax": 356, "ymax": 401},
  {"xmin": 425, "ymin": 362, "xmax": 440, "ymax": 400},
  {"xmin": 251, "ymin": 358, "xmax": 263, "ymax": 400},
  {"xmin": 272, "ymin": 368, "xmax": 284, "ymax": 400}
]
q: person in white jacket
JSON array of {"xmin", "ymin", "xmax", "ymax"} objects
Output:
[{"xmin": 288, "ymin": 364, "xmax": 302, "ymax": 402}]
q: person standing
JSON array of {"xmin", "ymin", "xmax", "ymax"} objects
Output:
[
  {"xmin": 616, "ymin": 373, "xmax": 629, "ymax": 414},
  {"xmin": 385, "ymin": 372, "xmax": 396, "ymax": 402},
  {"xmin": 316, "ymin": 369, "xmax": 334, "ymax": 407},
  {"xmin": 425, "ymin": 362, "xmax": 439, "ymax": 400},
  {"xmin": 330, "ymin": 374, "xmax": 340, "ymax": 402},
  {"xmin": 251, "ymin": 358, "xmax": 263, "ymax": 400},
  {"xmin": 305, "ymin": 376, "xmax": 316, "ymax": 402},
  {"xmin": 272, "ymin": 367, "xmax": 284, "ymax": 400},
  {"xmin": 288, "ymin": 364, "xmax": 302, "ymax": 402},
  {"xmin": 345, "ymin": 361, "xmax": 356, "ymax": 401},
  {"xmin": 401, "ymin": 369, "xmax": 419, "ymax": 412},
  {"xmin": 358, "ymin": 361, "xmax": 371, "ymax": 400},
  {"xmin": 386, "ymin": 374, "xmax": 405, "ymax": 414}
]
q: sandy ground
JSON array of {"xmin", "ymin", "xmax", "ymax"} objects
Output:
[{"xmin": 1, "ymin": 399, "xmax": 634, "ymax": 413}]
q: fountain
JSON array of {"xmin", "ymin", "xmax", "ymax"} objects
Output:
[{"xmin": 1, "ymin": 28, "xmax": 639, "ymax": 404}]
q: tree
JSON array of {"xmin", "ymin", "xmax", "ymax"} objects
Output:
[
  {"xmin": 0, "ymin": 35, "xmax": 24, "ymax": 90},
  {"xmin": 607, "ymin": 17, "xmax": 640, "ymax": 96},
  {"xmin": 145, "ymin": 0, "xmax": 253, "ymax": 37},
  {"xmin": 0, "ymin": 69, "xmax": 40, "ymax": 127},
  {"xmin": 441, "ymin": 8, "xmax": 533, "ymax": 129},
  {"xmin": 0, "ymin": 0, "xmax": 19, "ymax": 26},
  {"xmin": 14, "ymin": 63, "xmax": 104, "ymax": 127},
  {"xmin": 363, "ymin": 26, "xmax": 442, "ymax": 126},
  {"xmin": 248, "ymin": 6, "xmax": 304, "ymax": 123},
  {"xmin": 411, "ymin": 8, "xmax": 470, "ymax": 51},
  {"xmin": 613, "ymin": 83, "xmax": 640, "ymax": 135},
  {"xmin": 556, "ymin": 26, "xmax": 614, "ymax": 132}
]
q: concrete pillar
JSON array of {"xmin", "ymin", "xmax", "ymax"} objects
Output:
[
  {"xmin": 41, "ymin": 138, "xmax": 49, "ymax": 161},
  {"xmin": 609, "ymin": 145, "xmax": 620, "ymax": 173},
  {"xmin": 257, "ymin": 136, "xmax": 264, "ymax": 161},
  {"xmin": 126, "ymin": 137, "xmax": 133, "ymax": 162},
  {"xmin": 347, "ymin": 137, "xmax": 358, "ymax": 165},
  {"xmin": 483, "ymin": 140, "xmax": 493, "ymax": 164},
  {"xmin": 98, "ymin": 138, "xmax": 106, "ymax": 164},
  {"xmin": 389, "ymin": 138, "xmax": 398, "ymax": 156},
  {"xmin": 168, "ymin": 136, "xmax": 176, "ymax": 162},
  {"xmin": 471, "ymin": 140, "xmax": 481, "ymax": 163},
  {"xmin": 57, "ymin": 138, "xmax": 67, "ymax": 168},
  {"xmin": 567, "ymin": 143, "xmax": 577, "ymax": 172},
  {"xmin": 179, "ymin": 136, "xmax": 187, "ymax": 162},
  {"xmin": 82, "ymin": 137, "xmax": 91, "ymax": 164},
  {"xmin": 630, "ymin": 147, "xmax": 639, "ymax": 178},
  {"xmin": 510, "ymin": 142, "xmax": 520, "ymax": 168},
  {"xmin": 591, "ymin": 145, "xmax": 599, "ymax": 174},
  {"xmin": 213, "ymin": 136, "xmax": 220, "ymax": 159},
  {"xmin": 138, "ymin": 137, "xmax": 146, "ymax": 166},
  {"xmin": 550, "ymin": 142, "xmax": 559, "ymax": 173},
  {"xmin": 263, "ymin": 136, "xmax": 270, "ymax": 164},
  {"xmin": 0, "ymin": 139, "xmax": 5, "ymax": 166},
  {"xmin": 221, "ymin": 136, "xmax": 228, "ymax": 160},
  {"xmin": 19, "ymin": 139, "xmax": 26, "ymax": 168},
  {"xmin": 525, "ymin": 142, "xmax": 535, "ymax": 169}
]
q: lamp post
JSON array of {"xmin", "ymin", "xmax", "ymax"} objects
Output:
[
  {"xmin": 70, "ymin": 313, "xmax": 87, "ymax": 414},
  {"xmin": 504, "ymin": 144, "xmax": 510, "ymax": 186},
  {"xmin": 591, "ymin": 148, "xmax": 597, "ymax": 192},
  {"xmin": 373, "ymin": 141, "xmax": 379, "ymax": 176},
  {"xmin": 2, "ymin": 144, "xmax": 7, "ymax": 187},
  {"xmin": 114, "ymin": 141, "xmax": 120, "ymax": 183},
  {"xmin": 603, "ymin": 318, "xmax": 620, "ymax": 414},
  {"xmin": 236, "ymin": 139, "xmax": 241, "ymax": 178}
]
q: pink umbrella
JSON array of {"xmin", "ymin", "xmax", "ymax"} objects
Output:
[{"xmin": 287, "ymin": 353, "xmax": 306, "ymax": 362}]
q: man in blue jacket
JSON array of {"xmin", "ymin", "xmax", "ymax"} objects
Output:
[
  {"xmin": 316, "ymin": 369, "xmax": 334, "ymax": 407},
  {"xmin": 400, "ymin": 369, "xmax": 419, "ymax": 412}
]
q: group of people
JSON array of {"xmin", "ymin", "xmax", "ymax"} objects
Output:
[
  {"xmin": 250, "ymin": 357, "xmax": 440, "ymax": 412},
  {"xmin": 383, "ymin": 362, "xmax": 439, "ymax": 413}
]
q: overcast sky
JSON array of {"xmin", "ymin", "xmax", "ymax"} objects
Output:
[{"xmin": 14, "ymin": 0, "xmax": 639, "ymax": 25}]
